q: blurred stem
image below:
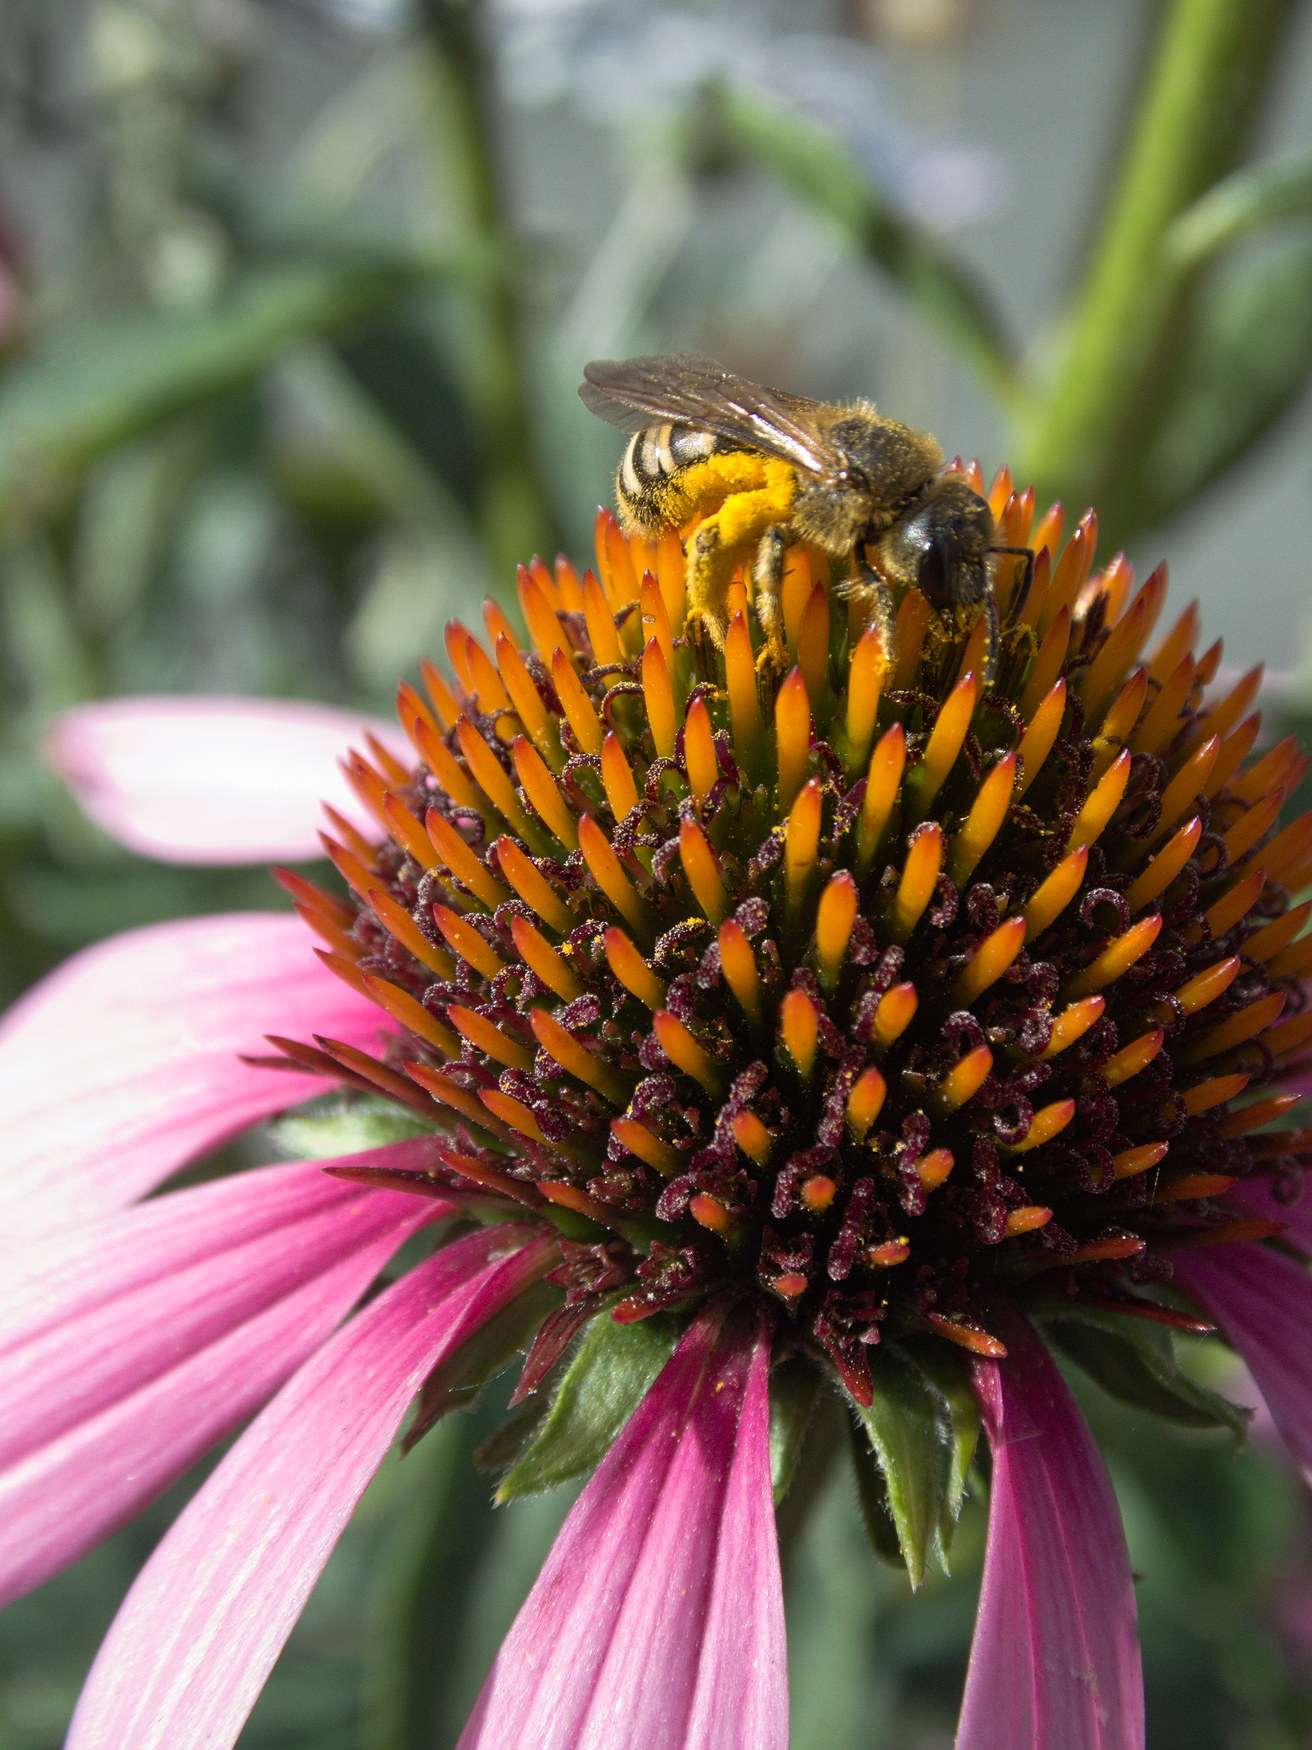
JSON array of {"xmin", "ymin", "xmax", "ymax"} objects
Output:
[
  {"xmin": 415, "ymin": 0, "xmax": 560, "ymax": 589},
  {"xmin": 1016, "ymin": 0, "xmax": 1300, "ymax": 531}
]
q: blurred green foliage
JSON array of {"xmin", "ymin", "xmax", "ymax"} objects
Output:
[{"xmin": 5, "ymin": 0, "xmax": 1312, "ymax": 1745}]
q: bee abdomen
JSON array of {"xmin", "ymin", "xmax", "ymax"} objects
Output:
[{"xmin": 617, "ymin": 422, "xmax": 734, "ymax": 517}]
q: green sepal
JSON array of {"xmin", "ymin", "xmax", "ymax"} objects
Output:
[
  {"xmin": 769, "ymin": 1356, "xmax": 823, "ymax": 1505},
  {"xmin": 897, "ymin": 1336, "xmax": 982, "ymax": 1571},
  {"xmin": 846, "ymin": 1414, "xmax": 906, "ymax": 1573},
  {"xmin": 271, "ymin": 1092, "xmax": 437, "ymax": 1160},
  {"xmin": 404, "ymin": 1279, "xmax": 560, "ymax": 1451},
  {"xmin": 849, "ymin": 1345, "xmax": 950, "ymax": 1590},
  {"xmin": 472, "ymin": 1393, "xmax": 551, "ymax": 1476},
  {"xmin": 1038, "ymin": 1303, "xmax": 1252, "ymax": 1440},
  {"xmin": 495, "ymin": 1311, "xmax": 680, "ymax": 1502}
]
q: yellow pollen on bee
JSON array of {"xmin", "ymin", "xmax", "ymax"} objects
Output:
[
  {"xmin": 847, "ymin": 1066, "xmax": 887, "ymax": 1137},
  {"xmin": 780, "ymin": 988, "xmax": 820, "ymax": 1077},
  {"xmin": 432, "ymin": 905, "xmax": 505, "ymax": 980},
  {"xmin": 731, "ymin": 1109, "xmax": 773, "ymax": 1164},
  {"xmin": 684, "ymin": 697, "xmax": 720, "ymax": 804},
  {"xmin": 1125, "ymin": 817, "xmax": 1202, "ymax": 911},
  {"xmin": 891, "ymin": 823, "xmax": 943, "ymax": 942},
  {"xmin": 816, "ymin": 871, "xmax": 858, "ymax": 987},
  {"xmin": 511, "ymin": 914, "xmax": 583, "ymax": 1000},
  {"xmin": 1014, "ymin": 680, "xmax": 1067, "ymax": 800},
  {"xmin": 1041, "ymin": 995, "xmax": 1106, "ymax": 1059},
  {"xmin": 1067, "ymin": 749, "xmax": 1132, "ymax": 852},
  {"xmin": 857, "ymin": 724, "xmax": 907, "ymax": 873},
  {"xmin": 844, "ymin": 624, "xmax": 887, "ymax": 779},
  {"xmin": 1023, "ymin": 846, "xmax": 1088, "ymax": 939},
  {"xmin": 914, "ymin": 672, "xmax": 978, "ymax": 815},
  {"xmin": 954, "ymin": 915, "xmax": 1026, "ymax": 1005},
  {"xmin": 679, "ymin": 818, "xmax": 731, "ymax": 923},
  {"xmin": 949, "ymin": 752, "xmax": 1016, "ymax": 888},
  {"xmin": 494, "ymin": 835, "xmax": 573, "ymax": 932},
  {"xmin": 938, "ymin": 1044, "xmax": 993, "ymax": 1110},
  {"xmin": 872, "ymin": 981, "xmax": 918, "ymax": 1047},
  {"xmin": 718, "ymin": 919, "xmax": 762, "ymax": 1022}
]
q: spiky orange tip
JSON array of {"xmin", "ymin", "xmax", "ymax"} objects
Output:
[{"xmin": 283, "ymin": 474, "xmax": 1310, "ymax": 1401}]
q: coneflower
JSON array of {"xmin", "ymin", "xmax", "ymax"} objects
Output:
[{"xmin": 7, "ymin": 467, "xmax": 1312, "ymax": 1750}]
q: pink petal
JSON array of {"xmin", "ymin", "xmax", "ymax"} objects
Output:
[
  {"xmin": 0, "ymin": 912, "xmax": 390, "ymax": 1243},
  {"xmin": 1228, "ymin": 1177, "xmax": 1312, "ymax": 1254},
  {"xmin": 46, "ymin": 695, "xmax": 407, "ymax": 864},
  {"xmin": 1175, "ymin": 1243, "xmax": 1312, "ymax": 1481},
  {"xmin": 0, "ymin": 1143, "xmax": 446, "ymax": 1605},
  {"xmin": 458, "ymin": 1303, "xmax": 786, "ymax": 1750},
  {"xmin": 67, "ymin": 1223, "xmax": 555, "ymax": 1750},
  {"xmin": 958, "ymin": 1302, "xmax": 1144, "ymax": 1750}
]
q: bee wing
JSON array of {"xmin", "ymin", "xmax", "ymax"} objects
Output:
[{"xmin": 580, "ymin": 355, "xmax": 834, "ymax": 476}]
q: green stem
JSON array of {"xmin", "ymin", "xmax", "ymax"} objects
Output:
[
  {"xmin": 416, "ymin": 0, "xmax": 560, "ymax": 588},
  {"xmin": 1016, "ymin": 0, "xmax": 1300, "ymax": 524}
]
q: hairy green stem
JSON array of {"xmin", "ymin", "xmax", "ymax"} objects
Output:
[
  {"xmin": 416, "ymin": 0, "xmax": 560, "ymax": 587},
  {"xmin": 1016, "ymin": 0, "xmax": 1300, "ymax": 534}
]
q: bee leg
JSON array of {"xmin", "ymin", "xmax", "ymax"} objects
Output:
[
  {"xmin": 751, "ymin": 525, "xmax": 794, "ymax": 670},
  {"xmin": 980, "ymin": 592, "xmax": 1000, "ymax": 690},
  {"xmin": 686, "ymin": 520, "xmax": 732, "ymax": 655},
  {"xmin": 841, "ymin": 554, "xmax": 897, "ymax": 681}
]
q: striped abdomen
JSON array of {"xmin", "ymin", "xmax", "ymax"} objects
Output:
[{"xmin": 616, "ymin": 422, "xmax": 740, "ymax": 529}]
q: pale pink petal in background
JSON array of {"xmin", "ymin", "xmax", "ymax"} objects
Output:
[
  {"xmin": 1176, "ymin": 1244, "xmax": 1312, "ymax": 1482},
  {"xmin": 0, "ymin": 912, "xmax": 390, "ymax": 1244},
  {"xmin": 957, "ymin": 1304, "xmax": 1144, "ymax": 1750},
  {"xmin": 46, "ymin": 696, "xmax": 406, "ymax": 864},
  {"xmin": 0, "ymin": 1146, "xmax": 446, "ymax": 1604},
  {"xmin": 66, "ymin": 1225, "xmax": 555, "ymax": 1750},
  {"xmin": 458, "ymin": 1303, "xmax": 786, "ymax": 1750}
]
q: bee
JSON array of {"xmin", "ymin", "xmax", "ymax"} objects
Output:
[{"xmin": 580, "ymin": 354, "xmax": 1031, "ymax": 687}]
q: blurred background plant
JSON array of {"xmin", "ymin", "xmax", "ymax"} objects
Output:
[{"xmin": 4, "ymin": 0, "xmax": 1312, "ymax": 1745}]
